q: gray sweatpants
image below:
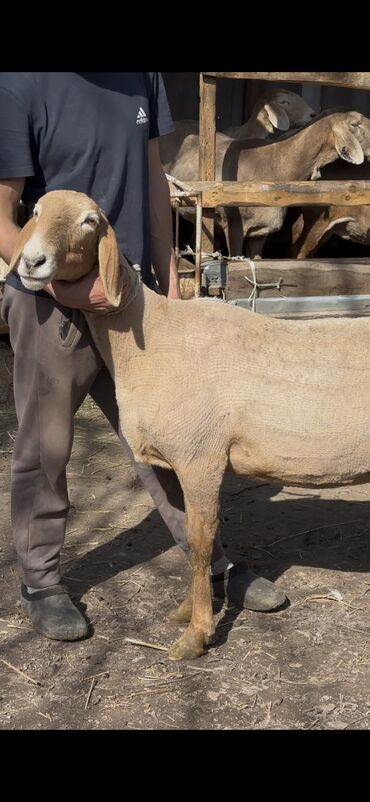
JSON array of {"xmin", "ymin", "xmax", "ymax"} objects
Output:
[{"xmin": 2, "ymin": 281, "xmax": 225, "ymax": 588}]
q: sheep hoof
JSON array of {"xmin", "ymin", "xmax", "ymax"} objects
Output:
[
  {"xmin": 167, "ymin": 595, "xmax": 193, "ymax": 624},
  {"xmin": 168, "ymin": 630, "xmax": 206, "ymax": 661}
]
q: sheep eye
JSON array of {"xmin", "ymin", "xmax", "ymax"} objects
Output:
[
  {"xmin": 82, "ymin": 215, "xmax": 99, "ymax": 228},
  {"xmin": 350, "ymin": 121, "xmax": 360, "ymax": 128},
  {"xmin": 33, "ymin": 207, "xmax": 39, "ymax": 219}
]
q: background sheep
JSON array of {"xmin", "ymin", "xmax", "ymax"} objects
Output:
[
  {"xmin": 9, "ymin": 189, "xmax": 370, "ymax": 662},
  {"xmin": 161, "ymin": 89, "xmax": 316, "ymax": 256},
  {"xmin": 226, "ymin": 88, "xmax": 316, "ymax": 139},
  {"xmin": 161, "ymin": 89, "xmax": 316, "ymax": 155},
  {"xmin": 291, "ymin": 161, "xmax": 370, "ymax": 258},
  {"xmin": 161, "ymin": 111, "xmax": 370, "ymax": 258}
]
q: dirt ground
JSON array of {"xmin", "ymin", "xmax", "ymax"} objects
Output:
[{"xmin": 0, "ymin": 335, "xmax": 369, "ymax": 731}]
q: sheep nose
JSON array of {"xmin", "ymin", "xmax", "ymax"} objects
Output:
[{"xmin": 23, "ymin": 254, "xmax": 46, "ymax": 271}]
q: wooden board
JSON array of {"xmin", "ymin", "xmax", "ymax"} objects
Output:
[
  {"xmin": 204, "ymin": 73, "xmax": 370, "ymax": 91},
  {"xmin": 226, "ymin": 258, "xmax": 370, "ymax": 300},
  {"xmin": 199, "ymin": 74, "xmax": 216, "ymax": 252},
  {"xmin": 170, "ymin": 180, "xmax": 370, "ymax": 209},
  {"xmin": 177, "ymin": 256, "xmax": 195, "ymax": 275}
]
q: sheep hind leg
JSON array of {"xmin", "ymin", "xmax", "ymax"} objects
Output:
[
  {"xmin": 167, "ymin": 593, "xmax": 193, "ymax": 623},
  {"xmin": 168, "ymin": 498, "xmax": 219, "ymax": 661}
]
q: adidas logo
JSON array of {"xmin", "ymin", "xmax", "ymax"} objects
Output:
[{"xmin": 136, "ymin": 106, "xmax": 148, "ymax": 125}]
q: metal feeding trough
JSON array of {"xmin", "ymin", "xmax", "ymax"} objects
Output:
[{"xmin": 201, "ymin": 257, "xmax": 370, "ymax": 320}]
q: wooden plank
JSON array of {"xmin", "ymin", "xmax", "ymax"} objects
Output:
[
  {"xmin": 199, "ymin": 75, "xmax": 217, "ymax": 180},
  {"xmin": 177, "ymin": 256, "xmax": 195, "ymax": 274},
  {"xmin": 204, "ymin": 72, "xmax": 370, "ymax": 91},
  {"xmin": 226, "ymin": 259, "xmax": 370, "ymax": 300},
  {"xmin": 170, "ymin": 180, "xmax": 370, "ymax": 208},
  {"xmin": 169, "ymin": 180, "xmax": 370, "ymax": 208},
  {"xmin": 191, "ymin": 180, "xmax": 370, "ymax": 208},
  {"xmin": 199, "ymin": 73, "xmax": 216, "ymax": 252}
]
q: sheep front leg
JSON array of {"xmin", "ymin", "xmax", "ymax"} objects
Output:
[
  {"xmin": 292, "ymin": 211, "xmax": 334, "ymax": 259},
  {"xmin": 168, "ymin": 503, "xmax": 218, "ymax": 661},
  {"xmin": 224, "ymin": 207, "xmax": 245, "ymax": 257},
  {"xmin": 246, "ymin": 235, "xmax": 267, "ymax": 260}
]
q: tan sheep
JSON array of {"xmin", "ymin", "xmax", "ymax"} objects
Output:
[
  {"xmin": 226, "ymin": 88, "xmax": 316, "ymax": 139},
  {"xmin": 8, "ymin": 189, "xmax": 370, "ymax": 661},
  {"xmin": 161, "ymin": 90, "xmax": 316, "ymax": 157},
  {"xmin": 291, "ymin": 160, "xmax": 370, "ymax": 258},
  {"xmin": 161, "ymin": 110, "xmax": 370, "ymax": 259},
  {"xmin": 161, "ymin": 89, "xmax": 316, "ymax": 258}
]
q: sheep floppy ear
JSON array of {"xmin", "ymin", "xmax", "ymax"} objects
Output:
[
  {"xmin": 321, "ymin": 216, "xmax": 355, "ymax": 236},
  {"xmin": 332, "ymin": 123, "xmax": 364, "ymax": 164},
  {"xmin": 7, "ymin": 217, "xmax": 37, "ymax": 274},
  {"xmin": 97, "ymin": 220, "xmax": 123, "ymax": 307},
  {"xmin": 264, "ymin": 101, "xmax": 290, "ymax": 132}
]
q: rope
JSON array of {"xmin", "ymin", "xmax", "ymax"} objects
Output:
[
  {"xmin": 244, "ymin": 259, "xmax": 283, "ymax": 312},
  {"xmin": 180, "ymin": 245, "xmax": 246, "ymax": 262},
  {"xmin": 180, "ymin": 247, "xmax": 283, "ymax": 311}
]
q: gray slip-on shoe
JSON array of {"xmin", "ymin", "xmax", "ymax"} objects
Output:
[
  {"xmin": 212, "ymin": 561, "xmax": 287, "ymax": 612},
  {"xmin": 21, "ymin": 584, "xmax": 89, "ymax": 641}
]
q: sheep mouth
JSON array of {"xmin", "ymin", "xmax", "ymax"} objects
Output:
[
  {"xmin": 18, "ymin": 256, "xmax": 57, "ymax": 290},
  {"xmin": 18, "ymin": 275, "xmax": 50, "ymax": 291}
]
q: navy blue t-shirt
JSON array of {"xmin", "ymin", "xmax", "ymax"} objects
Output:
[{"xmin": 0, "ymin": 71, "xmax": 175, "ymax": 286}]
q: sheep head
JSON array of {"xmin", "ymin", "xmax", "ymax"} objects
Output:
[
  {"xmin": 329, "ymin": 111, "xmax": 370, "ymax": 165},
  {"xmin": 258, "ymin": 89, "xmax": 316, "ymax": 134},
  {"xmin": 9, "ymin": 189, "xmax": 123, "ymax": 306}
]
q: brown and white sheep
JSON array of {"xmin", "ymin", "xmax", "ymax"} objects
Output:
[{"xmin": 8, "ymin": 189, "xmax": 370, "ymax": 661}]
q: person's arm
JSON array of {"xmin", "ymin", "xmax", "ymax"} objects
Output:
[
  {"xmin": 0, "ymin": 179, "xmax": 24, "ymax": 264},
  {"xmin": 148, "ymin": 138, "xmax": 181, "ymax": 299}
]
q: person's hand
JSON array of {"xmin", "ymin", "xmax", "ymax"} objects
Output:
[{"xmin": 45, "ymin": 268, "xmax": 116, "ymax": 314}]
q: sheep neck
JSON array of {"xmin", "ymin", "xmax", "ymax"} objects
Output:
[
  {"xmin": 101, "ymin": 264, "xmax": 142, "ymax": 317},
  {"xmin": 83, "ymin": 273, "xmax": 166, "ymax": 382},
  {"xmin": 235, "ymin": 117, "xmax": 339, "ymax": 182}
]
